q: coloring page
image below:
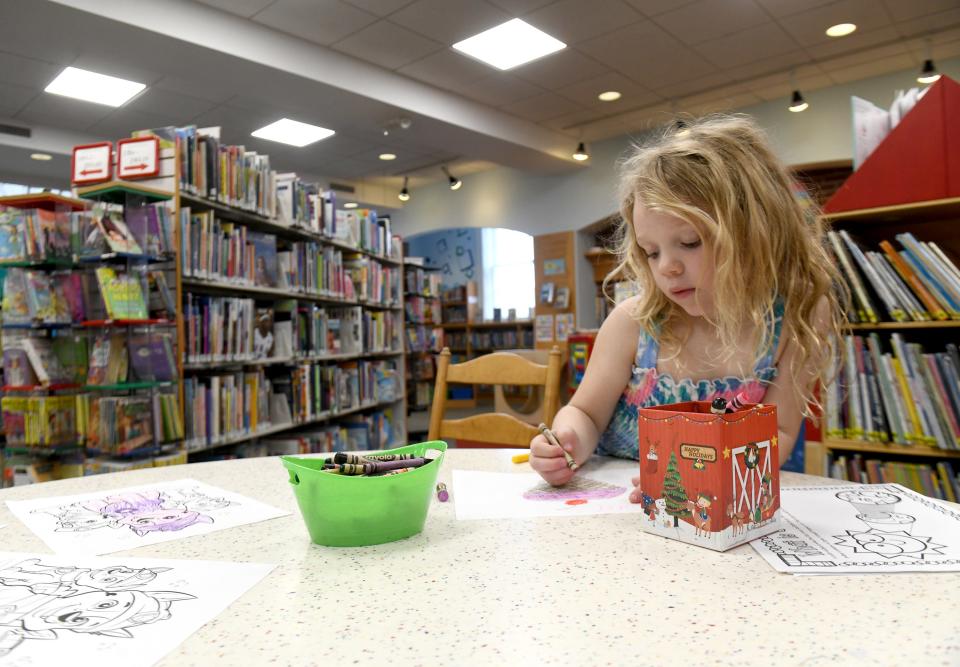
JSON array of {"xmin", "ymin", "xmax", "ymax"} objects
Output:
[
  {"xmin": 453, "ymin": 458, "xmax": 643, "ymax": 520},
  {"xmin": 6, "ymin": 480, "xmax": 289, "ymax": 555},
  {"xmin": 750, "ymin": 484, "xmax": 960, "ymax": 574},
  {"xmin": 0, "ymin": 551, "xmax": 272, "ymax": 667}
]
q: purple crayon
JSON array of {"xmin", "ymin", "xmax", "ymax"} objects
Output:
[{"xmin": 436, "ymin": 483, "xmax": 449, "ymax": 502}]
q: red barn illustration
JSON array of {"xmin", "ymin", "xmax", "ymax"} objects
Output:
[{"xmin": 637, "ymin": 400, "xmax": 782, "ymax": 551}]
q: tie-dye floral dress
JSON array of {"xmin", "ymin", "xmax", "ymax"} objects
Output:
[{"xmin": 597, "ymin": 302, "xmax": 784, "ymax": 460}]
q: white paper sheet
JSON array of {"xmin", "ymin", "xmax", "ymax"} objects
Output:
[
  {"xmin": 0, "ymin": 551, "xmax": 272, "ymax": 666},
  {"xmin": 6, "ymin": 479, "xmax": 289, "ymax": 556},
  {"xmin": 750, "ymin": 483, "xmax": 960, "ymax": 574},
  {"xmin": 453, "ymin": 459, "xmax": 643, "ymax": 520}
]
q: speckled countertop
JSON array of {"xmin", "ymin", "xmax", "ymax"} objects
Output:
[{"xmin": 1, "ymin": 450, "xmax": 958, "ymax": 667}]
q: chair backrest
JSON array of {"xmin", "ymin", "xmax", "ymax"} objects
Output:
[{"xmin": 427, "ymin": 346, "xmax": 562, "ymax": 448}]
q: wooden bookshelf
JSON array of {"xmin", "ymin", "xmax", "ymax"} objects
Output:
[
  {"xmin": 805, "ymin": 440, "xmax": 960, "ymax": 477},
  {"xmin": 847, "ymin": 321, "xmax": 960, "ymax": 330}
]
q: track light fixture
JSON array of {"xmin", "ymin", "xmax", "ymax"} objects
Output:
[
  {"xmin": 572, "ymin": 142, "xmax": 589, "ymax": 161},
  {"xmin": 442, "ymin": 166, "xmax": 462, "ymax": 191},
  {"xmin": 398, "ymin": 176, "xmax": 410, "ymax": 202},
  {"xmin": 918, "ymin": 59, "xmax": 940, "ymax": 84},
  {"xmin": 788, "ymin": 89, "xmax": 808, "ymax": 113}
]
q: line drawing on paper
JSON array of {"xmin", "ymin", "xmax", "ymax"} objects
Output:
[
  {"xmin": 32, "ymin": 486, "xmax": 233, "ymax": 537},
  {"xmin": 832, "ymin": 488, "xmax": 945, "ymax": 559},
  {"xmin": 0, "ymin": 557, "xmax": 194, "ymax": 656}
]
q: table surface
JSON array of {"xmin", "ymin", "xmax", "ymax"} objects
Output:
[{"xmin": 1, "ymin": 450, "xmax": 958, "ymax": 667}]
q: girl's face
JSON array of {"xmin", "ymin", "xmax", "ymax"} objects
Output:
[{"xmin": 633, "ymin": 206, "xmax": 714, "ymax": 317}]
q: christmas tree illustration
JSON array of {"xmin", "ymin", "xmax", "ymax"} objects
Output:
[{"xmin": 663, "ymin": 451, "xmax": 690, "ymax": 527}]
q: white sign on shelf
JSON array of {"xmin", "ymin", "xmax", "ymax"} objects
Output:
[
  {"xmin": 71, "ymin": 142, "xmax": 112, "ymax": 184},
  {"xmin": 117, "ymin": 136, "xmax": 160, "ymax": 179}
]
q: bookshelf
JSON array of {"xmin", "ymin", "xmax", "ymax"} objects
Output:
[
  {"xmin": 0, "ymin": 185, "xmax": 185, "ymax": 486},
  {"xmin": 815, "ymin": 196, "xmax": 960, "ymax": 498},
  {"xmin": 403, "ymin": 259, "xmax": 442, "ymax": 415},
  {"xmin": 175, "ymin": 168, "xmax": 406, "ymax": 459}
]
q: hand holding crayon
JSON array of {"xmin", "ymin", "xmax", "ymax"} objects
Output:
[{"xmin": 529, "ymin": 424, "xmax": 579, "ymax": 487}]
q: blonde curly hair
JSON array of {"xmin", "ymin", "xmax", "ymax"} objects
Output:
[{"xmin": 608, "ymin": 113, "xmax": 846, "ymax": 415}]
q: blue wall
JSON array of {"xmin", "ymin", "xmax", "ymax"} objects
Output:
[{"xmin": 406, "ymin": 228, "xmax": 482, "ymax": 291}]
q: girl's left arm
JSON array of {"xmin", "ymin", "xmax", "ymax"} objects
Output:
[{"xmin": 763, "ymin": 296, "xmax": 831, "ymax": 467}]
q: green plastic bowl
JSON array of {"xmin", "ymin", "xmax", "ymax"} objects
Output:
[{"xmin": 281, "ymin": 440, "xmax": 447, "ymax": 547}]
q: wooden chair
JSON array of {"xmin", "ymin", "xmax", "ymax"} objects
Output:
[{"xmin": 427, "ymin": 346, "xmax": 562, "ymax": 448}]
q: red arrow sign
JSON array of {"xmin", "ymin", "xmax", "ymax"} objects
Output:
[{"xmin": 79, "ymin": 168, "xmax": 104, "ymax": 176}]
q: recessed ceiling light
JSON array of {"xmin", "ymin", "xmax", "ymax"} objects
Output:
[
  {"xmin": 379, "ymin": 153, "xmax": 397, "ymax": 161},
  {"xmin": 598, "ymin": 91, "xmax": 621, "ymax": 102},
  {"xmin": 452, "ymin": 18, "xmax": 566, "ymax": 71},
  {"xmin": 344, "ymin": 202, "xmax": 358, "ymax": 209},
  {"xmin": 251, "ymin": 118, "xmax": 335, "ymax": 147},
  {"xmin": 825, "ymin": 23, "xmax": 857, "ymax": 37},
  {"xmin": 44, "ymin": 66, "xmax": 145, "ymax": 107},
  {"xmin": 30, "ymin": 153, "xmax": 53, "ymax": 161}
]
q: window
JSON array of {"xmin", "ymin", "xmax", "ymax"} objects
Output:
[{"xmin": 481, "ymin": 227, "xmax": 534, "ymax": 321}]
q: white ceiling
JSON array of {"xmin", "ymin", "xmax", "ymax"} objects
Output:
[{"xmin": 0, "ymin": 0, "xmax": 958, "ymax": 195}]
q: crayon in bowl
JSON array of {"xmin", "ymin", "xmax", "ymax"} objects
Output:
[{"xmin": 322, "ymin": 458, "xmax": 428, "ymax": 475}]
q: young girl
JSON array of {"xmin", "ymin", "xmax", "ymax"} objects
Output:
[{"xmin": 530, "ymin": 114, "xmax": 845, "ymax": 499}]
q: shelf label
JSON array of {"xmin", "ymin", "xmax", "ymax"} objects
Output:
[
  {"xmin": 71, "ymin": 142, "xmax": 112, "ymax": 184},
  {"xmin": 117, "ymin": 136, "xmax": 160, "ymax": 179}
]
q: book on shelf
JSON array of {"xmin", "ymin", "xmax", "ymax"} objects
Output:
[
  {"xmin": 95, "ymin": 268, "xmax": 148, "ymax": 320},
  {"xmin": 827, "ymin": 333, "xmax": 960, "ymax": 450},
  {"xmin": 0, "ymin": 207, "xmax": 71, "ymax": 263},
  {"xmin": 828, "ymin": 230, "xmax": 960, "ymax": 323},
  {"xmin": 254, "ymin": 308, "xmax": 275, "ymax": 359},
  {"xmin": 129, "ymin": 331, "xmax": 177, "ymax": 382},
  {"xmin": 87, "ymin": 333, "xmax": 128, "ymax": 385},
  {"xmin": 125, "ymin": 203, "xmax": 174, "ymax": 257},
  {"xmin": 21, "ymin": 337, "xmax": 71, "ymax": 386},
  {"xmin": 824, "ymin": 453, "xmax": 960, "ymax": 501}
]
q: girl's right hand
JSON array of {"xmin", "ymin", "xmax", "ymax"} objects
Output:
[{"xmin": 529, "ymin": 427, "xmax": 579, "ymax": 487}]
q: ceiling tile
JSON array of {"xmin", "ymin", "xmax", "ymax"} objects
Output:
[
  {"xmin": 809, "ymin": 25, "xmax": 904, "ymax": 60},
  {"xmin": 500, "ymin": 91, "xmax": 585, "ymax": 122},
  {"xmin": 654, "ymin": 0, "xmax": 770, "ymax": 46},
  {"xmin": 389, "ymin": 0, "xmax": 511, "ymax": 44},
  {"xmin": 721, "ymin": 50, "xmax": 810, "ymax": 82},
  {"xmin": 556, "ymin": 71, "xmax": 661, "ymax": 108},
  {"xmin": 195, "ymin": 0, "xmax": 277, "ymax": 17},
  {"xmin": 14, "ymin": 94, "xmax": 114, "ymax": 133},
  {"xmin": 253, "ymin": 0, "xmax": 380, "ymax": 46},
  {"xmin": 0, "ymin": 82, "xmax": 37, "ymax": 117},
  {"xmin": 512, "ymin": 48, "xmax": 610, "ymax": 89},
  {"xmin": 314, "ymin": 133, "xmax": 380, "ymax": 158},
  {"xmin": 541, "ymin": 107, "xmax": 613, "ymax": 131},
  {"xmin": 332, "ymin": 19, "xmax": 444, "ymax": 68},
  {"xmin": 826, "ymin": 52, "xmax": 916, "ymax": 83},
  {"xmin": 125, "ymin": 87, "xmax": 222, "ymax": 124},
  {"xmin": 0, "ymin": 52, "xmax": 62, "ymax": 91},
  {"xmin": 487, "ymin": 0, "xmax": 557, "ymax": 14},
  {"xmin": 893, "ymin": 9, "xmax": 960, "ymax": 39},
  {"xmin": 579, "ymin": 22, "xmax": 718, "ymax": 89},
  {"xmin": 776, "ymin": 0, "xmax": 896, "ymax": 47},
  {"xmin": 153, "ymin": 75, "xmax": 243, "ymax": 106},
  {"xmin": 652, "ymin": 70, "xmax": 734, "ymax": 100},
  {"xmin": 85, "ymin": 107, "xmax": 174, "ymax": 141},
  {"xmin": 883, "ymin": 0, "xmax": 960, "ymax": 22},
  {"xmin": 749, "ymin": 72, "xmax": 833, "ymax": 101},
  {"xmin": 449, "ymin": 73, "xmax": 547, "ymax": 106},
  {"xmin": 752, "ymin": 0, "xmax": 834, "ymax": 18},
  {"xmin": 342, "ymin": 0, "xmax": 418, "ymax": 16},
  {"xmin": 623, "ymin": 0, "xmax": 697, "ymax": 17},
  {"xmin": 397, "ymin": 50, "xmax": 494, "ymax": 89},
  {"xmin": 525, "ymin": 0, "xmax": 643, "ymax": 44},
  {"xmin": 695, "ymin": 22, "xmax": 801, "ymax": 68}
]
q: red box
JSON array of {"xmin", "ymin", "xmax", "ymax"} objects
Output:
[{"xmin": 637, "ymin": 400, "xmax": 781, "ymax": 551}]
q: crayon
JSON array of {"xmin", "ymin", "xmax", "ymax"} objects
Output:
[
  {"xmin": 710, "ymin": 397, "xmax": 728, "ymax": 415},
  {"xmin": 383, "ymin": 467, "xmax": 414, "ymax": 476},
  {"xmin": 538, "ymin": 423, "xmax": 578, "ymax": 470},
  {"xmin": 436, "ymin": 482, "xmax": 449, "ymax": 502},
  {"xmin": 512, "ymin": 452, "xmax": 530, "ymax": 464},
  {"xmin": 727, "ymin": 391, "xmax": 749, "ymax": 413},
  {"xmin": 334, "ymin": 452, "xmax": 417, "ymax": 464}
]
